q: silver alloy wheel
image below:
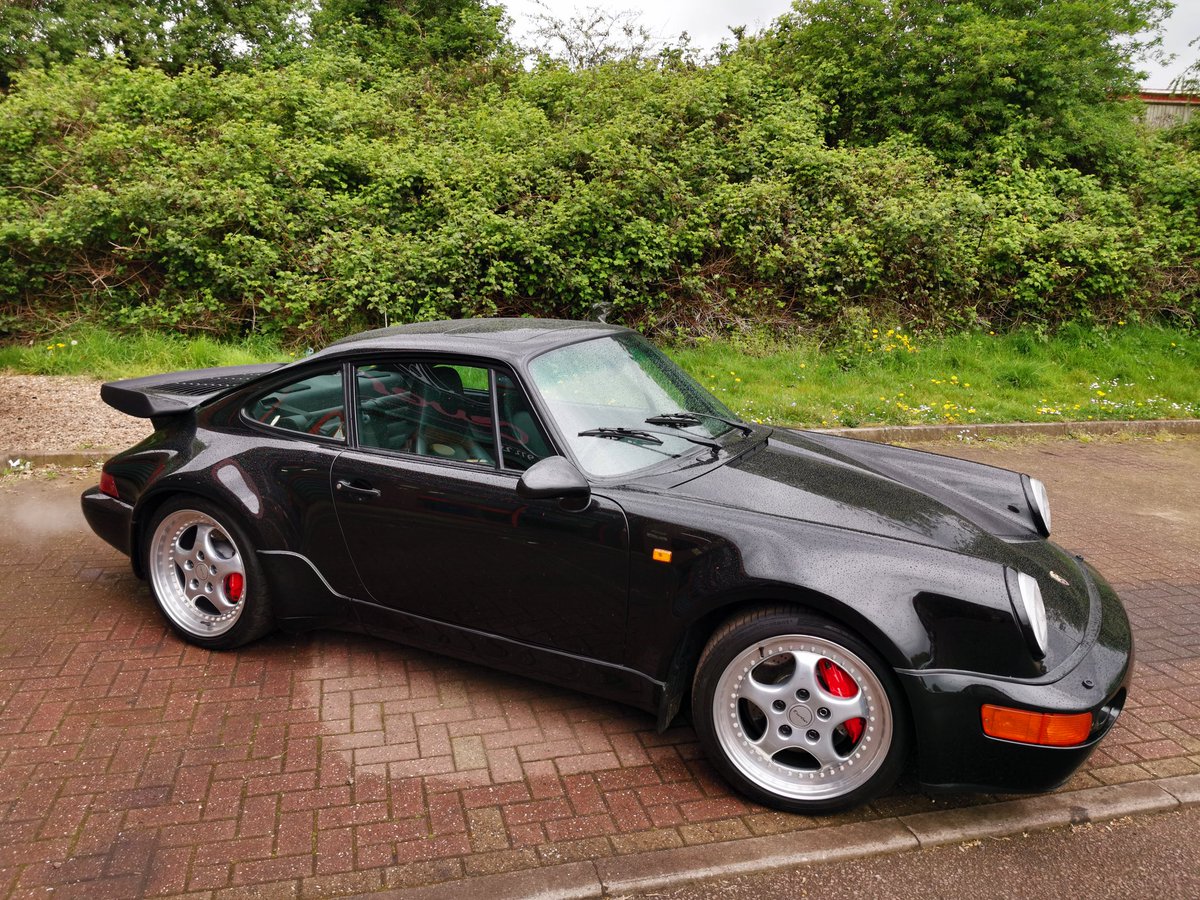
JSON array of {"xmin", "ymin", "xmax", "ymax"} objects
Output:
[
  {"xmin": 712, "ymin": 634, "xmax": 893, "ymax": 801},
  {"xmin": 148, "ymin": 509, "xmax": 247, "ymax": 638}
]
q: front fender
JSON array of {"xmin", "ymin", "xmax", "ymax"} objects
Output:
[{"xmin": 617, "ymin": 492, "xmax": 1032, "ymax": 684}]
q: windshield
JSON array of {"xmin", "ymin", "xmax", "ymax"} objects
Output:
[{"xmin": 527, "ymin": 332, "xmax": 743, "ymax": 477}]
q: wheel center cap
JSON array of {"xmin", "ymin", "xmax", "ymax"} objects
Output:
[{"xmin": 787, "ymin": 705, "xmax": 814, "ymax": 728}]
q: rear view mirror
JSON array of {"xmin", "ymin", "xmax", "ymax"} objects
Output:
[{"xmin": 517, "ymin": 456, "xmax": 591, "ymax": 502}]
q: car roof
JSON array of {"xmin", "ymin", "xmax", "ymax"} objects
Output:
[{"xmin": 310, "ymin": 318, "xmax": 630, "ymax": 366}]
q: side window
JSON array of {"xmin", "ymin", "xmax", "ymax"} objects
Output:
[
  {"xmin": 356, "ymin": 362, "xmax": 496, "ymax": 467},
  {"xmin": 495, "ymin": 372, "xmax": 553, "ymax": 471},
  {"xmin": 247, "ymin": 369, "xmax": 345, "ymax": 441}
]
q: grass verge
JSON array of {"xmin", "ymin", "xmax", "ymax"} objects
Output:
[
  {"xmin": 670, "ymin": 323, "xmax": 1200, "ymax": 428},
  {"xmin": 0, "ymin": 326, "xmax": 288, "ymax": 380},
  {"xmin": 2, "ymin": 323, "xmax": 1197, "ymax": 429}
]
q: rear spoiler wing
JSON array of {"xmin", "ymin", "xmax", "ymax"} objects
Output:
[{"xmin": 100, "ymin": 363, "xmax": 284, "ymax": 419}]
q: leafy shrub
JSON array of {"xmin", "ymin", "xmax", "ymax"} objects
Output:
[{"xmin": 0, "ymin": 48, "xmax": 1196, "ymax": 343}]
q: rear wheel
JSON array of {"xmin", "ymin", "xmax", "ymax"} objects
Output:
[
  {"xmin": 692, "ymin": 606, "xmax": 908, "ymax": 813},
  {"xmin": 145, "ymin": 497, "xmax": 273, "ymax": 649}
]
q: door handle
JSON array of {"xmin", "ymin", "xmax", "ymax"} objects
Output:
[{"xmin": 335, "ymin": 479, "xmax": 381, "ymax": 499}]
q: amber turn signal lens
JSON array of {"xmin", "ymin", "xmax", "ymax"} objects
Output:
[{"xmin": 981, "ymin": 704, "xmax": 1092, "ymax": 747}]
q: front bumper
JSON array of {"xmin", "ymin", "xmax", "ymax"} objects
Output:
[
  {"xmin": 81, "ymin": 486, "xmax": 134, "ymax": 558},
  {"xmin": 899, "ymin": 557, "xmax": 1133, "ymax": 793}
]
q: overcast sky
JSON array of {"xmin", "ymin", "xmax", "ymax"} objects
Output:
[{"xmin": 506, "ymin": 1, "xmax": 1200, "ymax": 89}]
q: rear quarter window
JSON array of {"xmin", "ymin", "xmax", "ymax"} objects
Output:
[{"xmin": 246, "ymin": 369, "xmax": 346, "ymax": 441}]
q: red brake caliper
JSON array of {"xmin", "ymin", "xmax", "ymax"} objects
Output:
[
  {"xmin": 224, "ymin": 573, "xmax": 244, "ymax": 603},
  {"xmin": 817, "ymin": 658, "xmax": 864, "ymax": 744}
]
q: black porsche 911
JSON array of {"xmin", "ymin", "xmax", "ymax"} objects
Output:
[{"xmin": 81, "ymin": 318, "xmax": 1132, "ymax": 812}]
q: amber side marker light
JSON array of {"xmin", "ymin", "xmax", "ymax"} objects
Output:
[
  {"xmin": 981, "ymin": 704, "xmax": 1092, "ymax": 747},
  {"xmin": 99, "ymin": 470, "xmax": 119, "ymax": 499}
]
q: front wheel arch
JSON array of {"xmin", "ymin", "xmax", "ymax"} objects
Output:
[
  {"xmin": 656, "ymin": 587, "xmax": 912, "ymax": 731},
  {"xmin": 691, "ymin": 603, "xmax": 912, "ymax": 813}
]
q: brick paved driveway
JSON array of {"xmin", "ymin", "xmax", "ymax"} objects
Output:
[{"xmin": 1, "ymin": 436, "xmax": 1198, "ymax": 898}]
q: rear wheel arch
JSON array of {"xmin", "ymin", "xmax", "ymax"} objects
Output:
[
  {"xmin": 132, "ymin": 487, "xmax": 224, "ymax": 578},
  {"xmin": 142, "ymin": 493, "xmax": 275, "ymax": 649},
  {"xmin": 131, "ymin": 484, "xmax": 278, "ymax": 578}
]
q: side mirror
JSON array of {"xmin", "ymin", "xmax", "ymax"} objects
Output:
[{"xmin": 517, "ymin": 456, "xmax": 591, "ymax": 502}]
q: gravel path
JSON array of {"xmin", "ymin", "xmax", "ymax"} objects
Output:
[{"xmin": 0, "ymin": 374, "xmax": 152, "ymax": 458}]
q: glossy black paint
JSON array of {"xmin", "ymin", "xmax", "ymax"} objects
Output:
[
  {"xmin": 517, "ymin": 456, "xmax": 591, "ymax": 501},
  {"xmin": 81, "ymin": 318, "xmax": 1133, "ymax": 795}
]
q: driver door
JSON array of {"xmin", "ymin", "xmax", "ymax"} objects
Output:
[{"xmin": 331, "ymin": 358, "xmax": 630, "ymax": 663}]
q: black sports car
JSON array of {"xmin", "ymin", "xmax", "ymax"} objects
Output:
[{"xmin": 82, "ymin": 318, "xmax": 1132, "ymax": 812}]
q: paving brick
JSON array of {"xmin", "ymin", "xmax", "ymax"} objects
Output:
[
  {"xmin": 544, "ymin": 812, "xmax": 617, "ymax": 842},
  {"xmin": 2, "ymin": 439, "xmax": 1199, "ymax": 896},
  {"xmin": 232, "ymin": 854, "xmax": 313, "ymax": 885}
]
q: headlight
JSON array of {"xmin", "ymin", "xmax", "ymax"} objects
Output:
[
  {"xmin": 1023, "ymin": 475, "xmax": 1052, "ymax": 536},
  {"xmin": 1007, "ymin": 569, "xmax": 1049, "ymax": 659}
]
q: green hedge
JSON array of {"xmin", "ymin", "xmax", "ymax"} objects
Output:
[{"xmin": 1, "ymin": 53, "xmax": 1197, "ymax": 343}]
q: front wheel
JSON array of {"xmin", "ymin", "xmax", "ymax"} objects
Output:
[
  {"xmin": 144, "ymin": 496, "xmax": 273, "ymax": 649},
  {"xmin": 692, "ymin": 606, "xmax": 909, "ymax": 813}
]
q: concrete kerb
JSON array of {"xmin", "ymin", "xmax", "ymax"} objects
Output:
[
  {"xmin": 7, "ymin": 418, "xmax": 1200, "ymax": 469},
  {"xmin": 366, "ymin": 776, "xmax": 1200, "ymax": 899},
  {"xmin": 810, "ymin": 417, "xmax": 1200, "ymax": 444}
]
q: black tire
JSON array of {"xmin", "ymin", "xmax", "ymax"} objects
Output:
[
  {"xmin": 691, "ymin": 605, "xmax": 909, "ymax": 813},
  {"xmin": 143, "ymin": 496, "xmax": 274, "ymax": 650}
]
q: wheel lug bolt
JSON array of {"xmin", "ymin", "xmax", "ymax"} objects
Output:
[
  {"xmin": 772, "ymin": 700, "xmax": 786, "ymax": 712},
  {"xmin": 817, "ymin": 707, "xmax": 831, "ymax": 719},
  {"xmin": 796, "ymin": 689, "xmax": 809, "ymax": 701},
  {"xmin": 779, "ymin": 724, "xmax": 792, "ymax": 737},
  {"xmin": 806, "ymin": 729, "xmax": 819, "ymax": 742}
]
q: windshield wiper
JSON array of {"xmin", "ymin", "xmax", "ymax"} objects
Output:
[
  {"xmin": 579, "ymin": 426, "xmax": 722, "ymax": 457},
  {"xmin": 577, "ymin": 427, "xmax": 664, "ymax": 446},
  {"xmin": 645, "ymin": 411, "xmax": 753, "ymax": 435}
]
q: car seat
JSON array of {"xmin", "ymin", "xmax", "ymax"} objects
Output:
[{"xmin": 414, "ymin": 366, "xmax": 494, "ymax": 464}]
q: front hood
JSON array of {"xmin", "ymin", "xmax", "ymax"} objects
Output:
[
  {"xmin": 674, "ymin": 429, "xmax": 1038, "ymax": 556},
  {"xmin": 670, "ymin": 429, "xmax": 1094, "ymax": 668}
]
